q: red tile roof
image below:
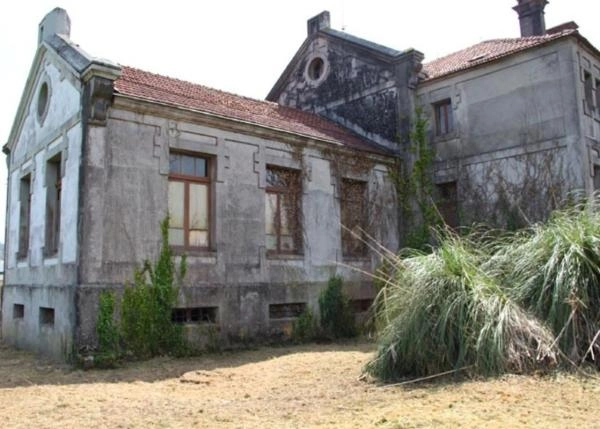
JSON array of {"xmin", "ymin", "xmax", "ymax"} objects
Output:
[
  {"xmin": 422, "ymin": 29, "xmax": 578, "ymax": 81},
  {"xmin": 114, "ymin": 66, "xmax": 390, "ymax": 155}
]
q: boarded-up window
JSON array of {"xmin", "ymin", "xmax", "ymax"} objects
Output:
[
  {"xmin": 45, "ymin": 154, "xmax": 61, "ymax": 256},
  {"xmin": 340, "ymin": 179, "xmax": 368, "ymax": 257},
  {"xmin": 18, "ymin": 174, "xmax": 31, "ymax": 259},
  {"xmin": 434, "ymin": 99, "xmax": 454, "ymax": 136},
  {"xmin": 168, "ymin": 153, "xmax": 210, "ymax": 249},
  {"xmin": 265, "ymin": 166, "xmax": 302, "ymax": 254},
  {"xmin": 436, "ymin": 181, "xmax": 459, "ymax": 228}
]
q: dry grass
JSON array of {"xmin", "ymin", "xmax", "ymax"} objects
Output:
[{"xmin": 0, "ymin": 340, "xmax": 599, "ymax": 428}]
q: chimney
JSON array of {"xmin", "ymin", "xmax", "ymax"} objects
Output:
[
  {"xmin": 38, "ymin": 8, "xmax": 71, "ymax": 45},
  {"xmin": 513, "ymin": 0, "xmax": 548, "ymax": 37},
  {"xmin": 307, "ymin": 11, "xmax": 330, "ymax": 36}
]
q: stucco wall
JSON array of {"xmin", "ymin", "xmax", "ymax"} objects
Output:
[
  {"xmin": 418, "ymin": 38, "xmax": 586, "ymax": 227},
  {"xmin": 2, "ymin": 52, "xmax": 82, "ymax": 359},
  {"xmin": 75, "ymin": 101, "xmax": 398, "ymax": 347}
]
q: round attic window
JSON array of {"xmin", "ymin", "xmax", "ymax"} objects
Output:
[
  {"xmin": 307, "ymin": 57, "xmax": 325, "ymax": 82},
  {"xmin": 37, "ymin": 82, "xmax": 50, "ymax": 123}
]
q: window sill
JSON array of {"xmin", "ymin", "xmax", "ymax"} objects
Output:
[
  {"xmin": 171, "ymin": 247, "xmax": 216, "ymax": 258},
  {"xmin": 266, "ymin": 253, "xmax": 304, "ymax": 261},
  {"xmin": 433, "ymin": 131, "xmax": 458, "ymax": 143}
]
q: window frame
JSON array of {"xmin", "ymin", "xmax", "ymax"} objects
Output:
[
  {"xmin": 340, "ymin": 178, "xmax": 369, "ymax": 258},
  {"xmin": 168, "ymin": 152, "xmax": 212, "ymax": 251},
  {"xmin": 434, "ymin": 98, "xmax": 454, "ymax": 137},
  {"xmin": 265, "ymin": 166, "xmax": 303, "ymax": 255},
  {"xmin": 584, "ymin": 70, "xmax": 594, "ymax": 115},
  {"xmin": 44, "ymin": 153, "xmax": 62, "ymax": 257}
]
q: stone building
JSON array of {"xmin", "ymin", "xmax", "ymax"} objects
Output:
[{"xmin": 3, "ymin": 0, "xmax": 600, "ymax": 358}]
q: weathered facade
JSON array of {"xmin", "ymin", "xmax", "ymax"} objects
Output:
[{"xmin": 3, "ymin": 1, "xmax": 600, "ymax": 359}]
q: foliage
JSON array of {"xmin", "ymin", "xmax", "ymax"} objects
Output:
[
  {"xmin": 292, "ymin": 308, "xmax": 317, "ymax": 342},
  {"xmin": 120, "ymin": 217, "xmax": 188, "ymax": 359},
  {"xmin": 366, "ymin": 230, "xmax": 557, "ymax": 381},
  {"xmin": 319, "ymin": 276, "xmax": 357, "ymax": 339},
  {"xmin": 392, "ymin": 108, "xmax": 441, "ymax": 251},
  {"xmin": 95, "ymin": 291, "xmax": 121, "ymax": 368}
]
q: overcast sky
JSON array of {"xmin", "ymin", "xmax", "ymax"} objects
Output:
[{"xmin": 0, "ymin": 0, "xmax": 599, "ymax": 242}]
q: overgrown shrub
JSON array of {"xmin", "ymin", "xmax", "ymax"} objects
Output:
[
  {"xmin": 366, "ymin": 231, "xmax": 558, "ymax": 381},
  {"xmin": 292, "ymin": 308, "xmax": 317, "ymax": 342},
  {"xmin": 95, "ymin": 291, "xmax": 120, "ymax": 367},
  {"xmin": 319, "ymin": 276, "xmax": 357, "ymax": 339},
  {"xmin": 120, "ymin": 218, "xmax": 188, "ymax": 359}
]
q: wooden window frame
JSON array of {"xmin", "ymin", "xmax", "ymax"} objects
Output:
[
  {"xmin": 265, "ymin": 166, "xmax": 303, "ymax": 255},
  {"xmin": 434, "ymin": 99, "xmax": 454, "ymax": 136},
  {"xmin": 340, "ymin": 178, "xmax": 368, "ymax": 258},
  {"xmin": 168, "ymin": 152, "xmax": 212, "ymax": 251}
]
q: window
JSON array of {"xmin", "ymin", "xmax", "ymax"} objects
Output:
[
  {"xmin": 18, "ymin": 174, "xmax": 31, "ymax": 259},
  {"xmin": 350, "ymin": 299, "xmax": 374, "ymax": 314},
  {"xmin": 37, "ymin": 82, "xmax": 50, "ymax": 123},
  {"xmin": 265, "ymin": 166, "xmax": 302, "ymax": 254},
  {"xmin": 168, "ymin": 152, "xmax": 210, "ymax": 249},
  {"xmin": 596, "ymin": 79, "xmax": 600, "ymax": 114},
  {"xmin": 13, "ymin": 304, "xmax": 24, "ymax": 319},
  {"xmin": 434, "ymin": 99, "xmax": 454, "ymax": 136},
  {"xmin": 269, "ymin": 303, "xmax": 306, "ymax": 319},
  {"xmin": 594, "ymin": 166, "xmax": 600, "ymax": 191},
  {"xmin": 39, "ymin": 307, "xmax": 55, "ymax": 326},
  {"xmin": 45, "ymin": 154, "xmax": 61, "ymax": 256},
  {"xmin": 436, "ymin": 181, "xmax": 459, "ymax": 228},
  {"xmin": 584, "ymin": 71, "xmax": 594, "ymax": 113},
  {"xmin": 340, "ymin": 179, "xmax": 368, "ymax": 257},
  {"xmin": 172, "ymin": 307, "xmax": 218, "ymax": 324}
]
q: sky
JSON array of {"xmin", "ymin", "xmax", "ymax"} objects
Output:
[{"xmin": 0, "ymin": 0, "xmax": 599, "ymax": 243}]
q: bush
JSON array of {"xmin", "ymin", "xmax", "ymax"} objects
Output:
[
  {"xmin": 120, "ymin": 217, "xmax": 188, "ymax": 359},
  {"xmin": 319, "ymin": 276, "xmax": 357, "ymax": 339},
  {"xmin": 95, "ymin": 291, "xmax": 120, "ymax": 367},
  {"xmin": 292, "ymin": 308, "xmax": 317, "ymax": 342}
]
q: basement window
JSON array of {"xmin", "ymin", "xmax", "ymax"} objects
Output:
[
  {"xmin": 13, "ymin": 304, "xmax": 24, "ymax": 319},
  {"xmin": 172, "ymin": 307, "xmax": 218, "ymax": 324},
  {"xmin": 39, "ymin": 307, "xmax": 55, "ymax": 327},
  {"xmin": 269, "ymin": 302, "xmax": 306, "ymax": 319}
]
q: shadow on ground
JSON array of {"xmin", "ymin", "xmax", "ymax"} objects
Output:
[{"xmin": 0, "ymin": 340, "xmax": 374, "ymax": 389}]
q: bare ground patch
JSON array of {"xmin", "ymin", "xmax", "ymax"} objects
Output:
[{"xmin": 0, "ymin": 341, "xmax": 599, "ymax": 428}]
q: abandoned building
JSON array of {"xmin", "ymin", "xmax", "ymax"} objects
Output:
[{"xmin": 2, "ymin": 0, "xmax": 600, "ymax": 359}]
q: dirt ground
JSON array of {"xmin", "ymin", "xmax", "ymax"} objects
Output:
[{"xmin": 0, "ymin": 340, "xmax": 599, "ymax": 428}]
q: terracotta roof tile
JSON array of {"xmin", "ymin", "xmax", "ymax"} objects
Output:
[
  {"xmin": 114, "ymin": 66, "xmax": 390, "ymax": 155},
  {"xmin": 422, "ymin": 29, "xmax": 577, "ymax": 81}
]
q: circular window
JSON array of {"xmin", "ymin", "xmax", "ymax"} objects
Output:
[
  {"xmin": 37, "ymin": 82, "xmax": 50, "ymax": 122},
  {"xmin": 307, "ymin": 57, "xmax": 325, "ymax": 82}
]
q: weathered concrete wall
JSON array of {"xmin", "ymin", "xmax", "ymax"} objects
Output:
[
  {"xmin": 2, "ymin": 52, "xmax": 82, "ymax": 359},
  {"xmin": 75, "ymin": 100, "xmax": 397, "ymax": 347},
  {"xmin": 418, "ymin": 38, "xmax": 586, "ymax": 227},
  {"xmin": 272, "ymin": 33, "xmax": 422, "ymax": 150}
]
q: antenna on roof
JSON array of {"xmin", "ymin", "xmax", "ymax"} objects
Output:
[{"xmin": 341, "ymin": 0, "xmax": 346, "ymax": 31}]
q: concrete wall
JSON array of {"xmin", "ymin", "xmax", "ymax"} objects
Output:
[
  {"xmin": 75, "ymin": 98, "xmax": 398, "ymax": 347},
  {"xmin": 273, "ymin": 34, "xmax": 422, "ymax": 151},
  {"xmin": 2, "ymin": 51, "xmax": 82, "ymax": 359},
  {"xmin": 417, "ymin": 38, "xmax": 587, "ymax": 227}
]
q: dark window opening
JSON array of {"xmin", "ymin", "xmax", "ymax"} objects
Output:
[
  {"xmin": 340, "ymin": 179, "xmax": 368, "ymax": 257},
  {"xmin": 18, "ymin": 174, "xmax": 31, "ymax": 259},
  {"xmin": 269, "ymin": 302, "xmax": 306, "ymax": 319},
  {"xmin": 172, "ymin": 307, "xmax": 218, "ymax": 324},
  {"xmin": 351, "ymin": 299, "xmax": 374, "ymax": 314},
  {"xmin": 39, "ymin": 307, "xmax": 55, "ymax": 326},
  {"xmin": 594, "ymin": 166, "xmax": 600, "ymax": 191},
  {"xmin": 13, "ymin": 304, "xmax": 24, "ymax": 319},
  {"xmin": 584, "ymin": 71, "xmax": 594, "ymax": 113},
  {"xmin": 265, "ymin": 166, "xmax": 302, "ymax": 254},
  {"xmin": 45, "ymin": 154, "xmax": 62, "ymax": 256},
  {"xmin": 436, "ymin": 181, "xmax": 459, "ymax": 228},
  {"xmin": 308, "ymin": 57, "xmax": 325, "ymax": 81},
  {"xmin": 595, "ymin": 79, "xmax": 600, "ymax": 114},
  {"xmin": 434, "ymin": 99, "xmax": 454, "ymax": 136},
  {"xmin": 37, "ymin": 82, "xmax": 49, "ymax": 121},
  {"xmin": 168, "ymin": 152, "xmax": 211, "ymax": 249}
]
